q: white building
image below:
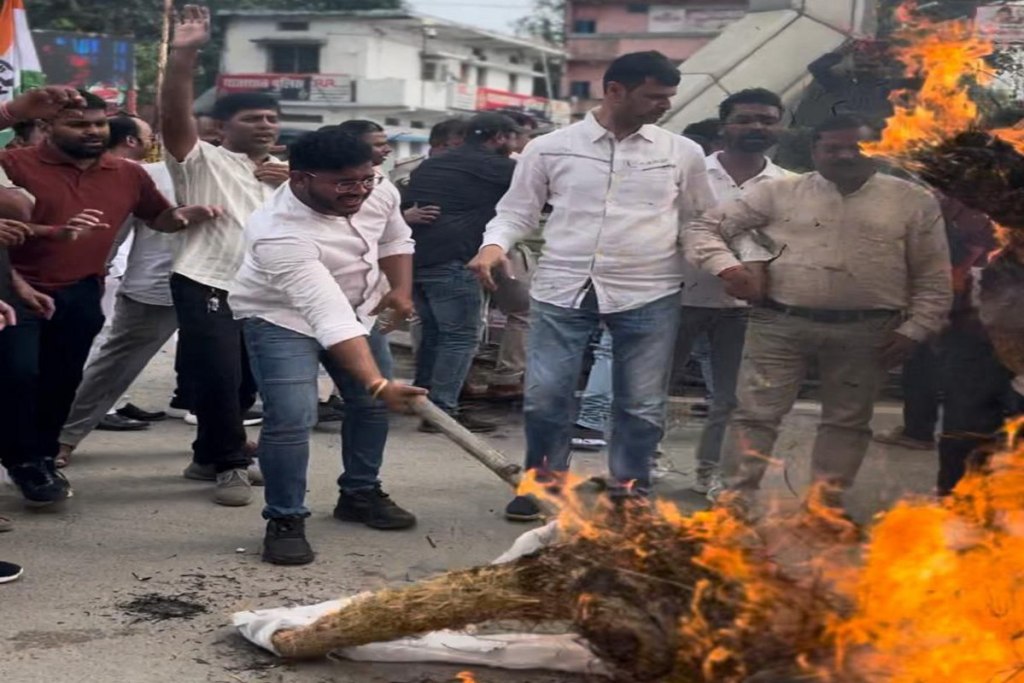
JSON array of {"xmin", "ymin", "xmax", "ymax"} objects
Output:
[{"xmin": 218, "ymin": 9, "xmax": 567, "ymax": 158}]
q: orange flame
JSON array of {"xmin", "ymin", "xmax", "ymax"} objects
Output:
[
  {"xmin": 864, "ymin": 12, "xmax": 994, "ymax": 158},
  {"xmin": 455, "ymin": 672, "xmax": 477, "ymax": 683}
]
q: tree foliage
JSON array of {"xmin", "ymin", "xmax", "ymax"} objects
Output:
[
  {"xmin": 24, "ymin": 0, "xmax": 404, "ymax": 105},
  {"xmin": 514, "ymin": 0, "xmax": 565, "ymax": 46}
]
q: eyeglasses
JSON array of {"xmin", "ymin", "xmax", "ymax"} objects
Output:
[{"xmin": 304, "ymin": 172, "xmax": 382, "ymax": 194}]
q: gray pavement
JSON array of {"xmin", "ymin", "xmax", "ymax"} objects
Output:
[{"xmin": 0, "ymin": 342, "xmax": 936, "ymax": 683}]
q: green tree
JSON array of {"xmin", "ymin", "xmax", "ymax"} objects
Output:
[{"xmin": 24, "ymin": 0, "xmax": 405, "ymax": 106}]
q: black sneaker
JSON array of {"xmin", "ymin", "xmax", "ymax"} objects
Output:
[
  {"xmin": 117, "ymin": 403, "xmax": 167, "ymax": 422},
  {"xmin": 334, "ymin": 487, "xmax": 417, "ymax": 530},
  {"xmin": 0, "ymin": 560, "xmax": 24, "ymax": 584},
  {"xmin": 262, "ymin": 517, "xmax": 315, "ymax": 565},
  {"xmin": 504, "ymin": 495, "xmax": 542, "ymax": 522},
  {"xmin": 419, "ymin": 412, "xmax": 497, "ymax": 434},
  {"xmin": 10, "ymin": 461, "xmax": 71, "ymax": 508}
]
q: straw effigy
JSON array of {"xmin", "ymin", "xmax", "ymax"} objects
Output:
[{"xmin": 270, "ymin": 502, "xmax": 844, "ymax": 682}]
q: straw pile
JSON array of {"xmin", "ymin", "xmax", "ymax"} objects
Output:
[{"xmin": 272, "ymin": 502, "xmax": 844, "ymax": 682}]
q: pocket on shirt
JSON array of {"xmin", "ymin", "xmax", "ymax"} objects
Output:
[{"xmin": 618, "ymin": 165, "xmax": 675, "ymax": 207}]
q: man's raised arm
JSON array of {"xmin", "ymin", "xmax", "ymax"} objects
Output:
[{"xmin": 161, "ymin": 4, "xmax": 211, "ymax": 162}]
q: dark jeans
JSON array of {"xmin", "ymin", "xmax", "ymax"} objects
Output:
[
  {"xmin": 244, "ymin": 318, "xmax": 393, "ymax": 518},
  {"xmin": 937, "ymin": 325, "xmax": 1014, "ymax": 496},
  {"xmin": 412, "ymin": 261, "xmax": 482, "ymax": 413},
  {"xmin": 171, "ymin": 274, "xmax": 256, "ymax": 473},
  {"xmin": 0, "ymin": 277, "xmax": 104, "ymax": 471},
  {"xmin": 901, "ymin": 342, "xmax": 940, "ymax": 441},
  {"xmin": 671, "ymin": 306, "xmax": 749, "ymax": 472}
]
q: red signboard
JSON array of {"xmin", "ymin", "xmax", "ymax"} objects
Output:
[{"xmin": 475, "ymin": 87, "xmax": 548, "ymax": 115}]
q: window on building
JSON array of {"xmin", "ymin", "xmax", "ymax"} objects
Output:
[
  {"xmin": 509, "ymin": 54, "xmax": 522, "ymax": 65},
  {"xmin": 268, "ymin": 44, "xmax": 320, "ymax": 73},
  {"xmin": 421, "ymin": 60, "xmax": 439, "ymax": 81},
  {"xmin": 569, "ymin": 81, "xmax": 591, "ymax": 99},
  {"xmin": 509, "ymin": 73, "xmax": 519, "ymax": 93},
  {"xmin": 476, "ymin": 66, "xmax": 488, "ymax": 87},
  {"xmin": 460, "ymin": 63, "xmax": 471, "ymax": 83},
  {"xmin": 410, "ymin": 120, "xmax": 426, "ymax": 129},
  {"xmin": 573, "ymin": 19, "xmax": 597, "ymax": 34},
  {"xmin": 385, "ymin": 117, "xmax": 401, "ymax": 126},
  {"xmin": 626, "ymin": 3, "xmax": 649, "ymax": 13},
  {"xmin": 277, "ymin": 21, "xmax": 310, "ymax": 31}
]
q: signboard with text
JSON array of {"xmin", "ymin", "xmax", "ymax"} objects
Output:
[
  {"xmin": 648, "ymin": 6, "xmax": 745, "ymax": 33},
  {"xmin": 217, "ymin": 74, "xmax": 354, "ymax": 103},
  {"xmin": 475, "ymin": 87, "xmax": 548, "ymax": 117}
]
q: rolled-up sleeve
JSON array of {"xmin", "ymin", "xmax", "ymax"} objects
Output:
[
  {"xmin": 683, "ymin": 181, "xmax": 776, "ymax": 276},
  {"xmin": 483, "ymin": 144, "xmax": 548, "ymax": 252},
  {"xmin": 251, "ymin": 236, "xmax": 367, "ymax": 348},
  {"xmin": 899, "ymin": 196, "xmax": 952, "ymax": 341}
]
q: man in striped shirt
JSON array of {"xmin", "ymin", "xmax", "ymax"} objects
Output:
[{"xmin": 161, "ymin": 5, "xmax": 291, "ymax": 507}]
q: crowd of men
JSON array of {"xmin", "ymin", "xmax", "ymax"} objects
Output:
[{"xmin": 0, "ymin": 4, "xmax": 1021, "ymax": 579}]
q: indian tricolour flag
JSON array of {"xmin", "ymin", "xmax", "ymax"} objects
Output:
[{"xmin": 0, "ymin": 0, "xmax": 43, "ymax": 103}]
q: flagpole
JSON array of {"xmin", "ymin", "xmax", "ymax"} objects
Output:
[{"xmin": 153, "ymin": 0, "xmax": 173, "ymax": 134}]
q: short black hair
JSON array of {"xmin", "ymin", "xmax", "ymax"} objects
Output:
[
  {"xmin": 77, "ymin": 89, "xmax": 108, "ymax": 111},
  {"xmin": 336, "ymin": 119, "xmax": 385, "ymax": 138},
  {"xmin": 429, "ymin": 118, "xmax": 468, "ymax": 147},
  {"xmin": 811, "ymin": 114, "xmax": 871, "ymax": 144},
  {"xmin": 682, "ymin": 118, "xmax": 721, "ymax": 154},
  {"xmin": 465, "ymin": 113, "xmax": 520, "ymax": 145},
  {"xmin": 719, "ymin": 88, "xmax": 784, "ymax": 121},
  {"xmin": 108, "ymin": 115, "xmax": 142, "ymax": 148},
  {"xmin": 211, "ymin": 92, "xmax": 279, "ymax": 122},
  {"xmin": 290, "ymin": 127, "xmax": 374, "ymax": 173},
  {"xmin": 603, "ymin": 51, "xmax": 680, "ymax": 92},
  {"xmin": 494, "ymin": 109, "xmax": 537, "ymax": 130}
]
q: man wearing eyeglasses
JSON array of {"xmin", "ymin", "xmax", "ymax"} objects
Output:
[{"xmin": 230, "ymin": 127, "xmax": 426, "ymax": 566}]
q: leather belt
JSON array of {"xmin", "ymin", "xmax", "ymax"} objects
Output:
[{"xmin": 761, "ymin": 299, "xmax": 901, "ymax": 324}]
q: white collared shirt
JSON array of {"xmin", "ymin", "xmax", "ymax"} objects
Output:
[
  {"xmin": 167, "ymin": 141, "xmax": 285, "ymax": 290},
  {"xmin": 228, "ymin": 181, "xmax": 414, "ymax": 348},
  {"xmin": 482, "ymin": 112, "xmax": 715, "ymax": 313},
  {"xmin": 680, "ymin": 152, "xmax": 793, "ymax": 308}
]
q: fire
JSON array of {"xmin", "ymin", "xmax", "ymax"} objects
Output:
[
  {"xmin": 455, "ymin": 672, "xmax": 477, "ymax": 683},
  {"xmin": 863, "ymin": 9, "xmax": 994, "ymax": 158}
]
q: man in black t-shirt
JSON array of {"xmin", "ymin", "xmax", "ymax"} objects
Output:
[{"xmin": 404, "ymin": 113, "xmax": 519, "ymax": 431}]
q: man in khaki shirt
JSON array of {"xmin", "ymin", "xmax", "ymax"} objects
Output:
[{"xmin": 684, "ymin": 115, "xmax": 952, "ymax": 512}]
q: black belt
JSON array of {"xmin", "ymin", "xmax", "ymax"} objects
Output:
[{"xmin": 761, "ymin": 299, "xmax": 901, "ymax": 324}]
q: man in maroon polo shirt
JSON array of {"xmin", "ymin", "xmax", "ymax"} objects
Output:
[{"xmin": 0, "ymin": 89, "xmax": 221, "ymax": 507}]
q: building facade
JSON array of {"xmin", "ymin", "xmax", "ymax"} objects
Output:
[
  {"xmin": 565, "ymin": 0, "xmax": 748, "ymax": 116},
  {"xmin": 218, "ymin": 10, "xmax": 567, "ymax": 159}
]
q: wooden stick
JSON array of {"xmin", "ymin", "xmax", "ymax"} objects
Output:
[
  {"xmin": 153, "ymin": 0, "xmax": 174, "ymax": 134},
  {"xmin": 410, "ymin": 397, "xmax": 523, "ymax": 488}
]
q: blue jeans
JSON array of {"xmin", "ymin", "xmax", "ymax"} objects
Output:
[
  {"xmin": 673, "ymin": 307, "xmax": 748, "ymax": 473},
  {"xmin": 413, "ymin": 261, "xmax": 483, "ymax": 413},
  {"xmin": 244, "ymin": 318, "xmax": 393, "ymax": 519},
  {"xmin": 576, "ymin": 328, "xmax": 612, "ymax": 433},
  {"xmin": 524, "ymin": 293, "xmax": 681, "ymax": 493}
]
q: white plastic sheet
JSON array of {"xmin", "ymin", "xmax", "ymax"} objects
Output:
[{"xmin": 232, "ymin": 522, "xmax": 608, "ymax": 675}]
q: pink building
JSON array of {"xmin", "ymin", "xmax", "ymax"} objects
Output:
[{"xmin": 565, "ymin": 0, "xmax": 748, "ymax": 116}]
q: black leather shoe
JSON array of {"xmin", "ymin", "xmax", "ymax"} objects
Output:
[
  {"xmin": 96, "ymin": 414, "xmax": 150, "ymax": 431},
  {"xmin": 116, "ymin": 403, "xmax": 167, "ymax": 422},
  {"xmin": 10, "ymin": 461, "xmax": 71, "ymax": 508}
]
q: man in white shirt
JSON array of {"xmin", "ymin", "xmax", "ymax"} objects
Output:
[
  {"xmin": 676, "ymin": 89, "xmax": 792, "ymax": 499},
  {"xmin": 470, "ymin": 51, "xmax": 717, "ymax": 520},
  {"xmin": 161, "ymin": 5, "xmax": 290, "ymax": 507},
  {"xmin": 231, "ymin": 127, "xmax": 424, "ymax": 566},
  {"xmin": 685, "ymin": 115, "xmax": 951, "ymax": 514}
]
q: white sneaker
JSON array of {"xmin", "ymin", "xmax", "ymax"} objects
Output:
[
  {"xmin": 706, "ymin": 475, "xmax": 725, "ymax": 503},
  {"xmin": 651, "ymin": 459, "xmax": 672, "ymax": 481},
  {"xmin": 183, "ymin": 412, "xmax": 198, "ymax": 425},
  {"xmin": 166, "ymin": 406, "xmax": 190, "ymax": 420}
]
